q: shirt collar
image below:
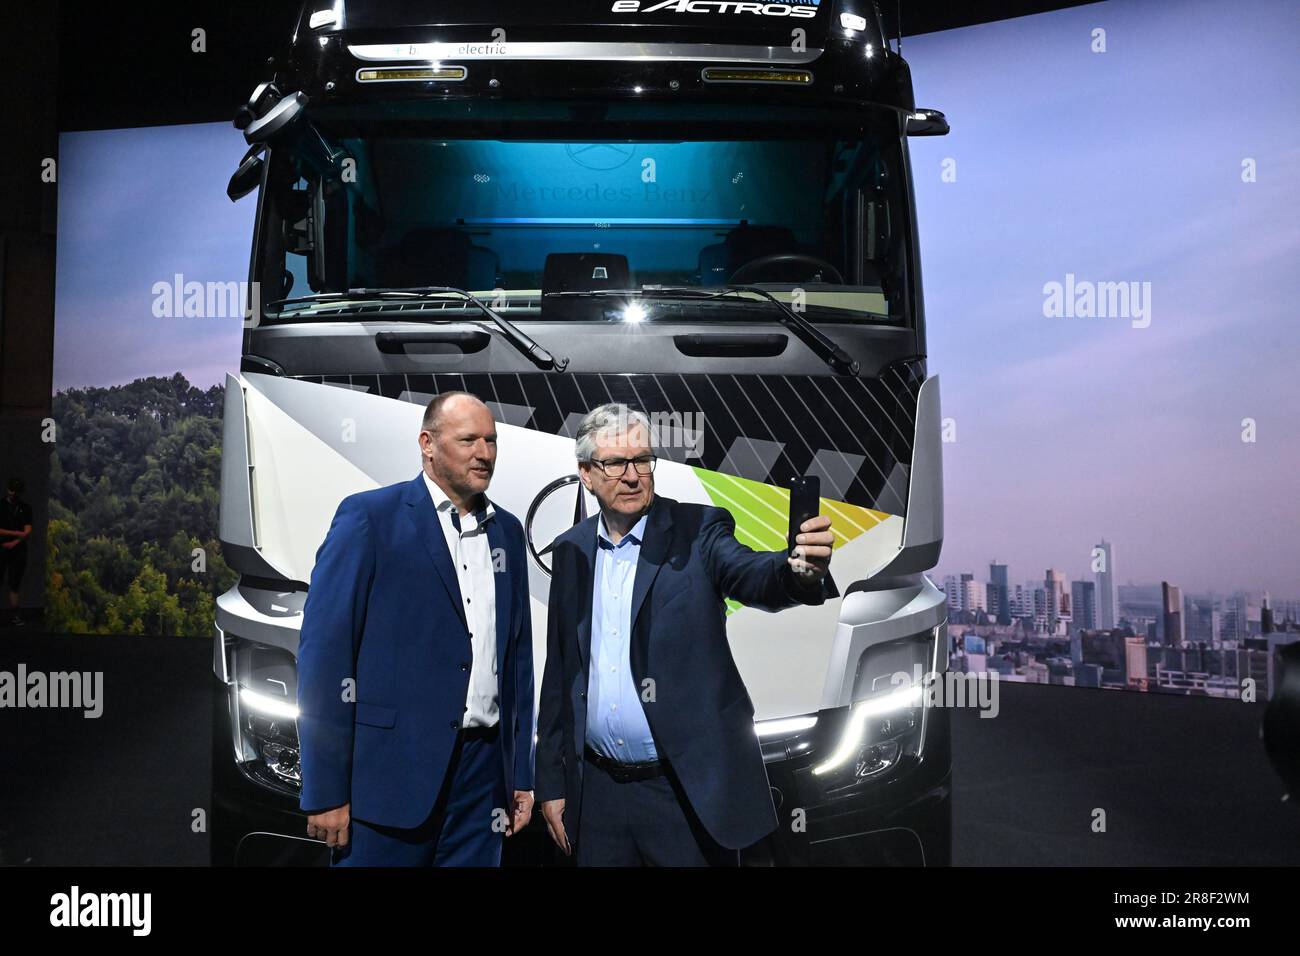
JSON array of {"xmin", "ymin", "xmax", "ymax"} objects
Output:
[
  {"xmin": 597, "ymin": 508, "xmax": 649, "ymax": 549},
  {"xmin": 423, "ymin": 470, "xmax": 495, "ymax": 526}
]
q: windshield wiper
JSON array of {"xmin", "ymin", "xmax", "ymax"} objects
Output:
[
  {"xmin": 543, "ymin": 286, "xmax": 859, "ymax": 375},
  {"xmin": 269, "ymin": 286, "xmax": 569, "ymax": 372}
]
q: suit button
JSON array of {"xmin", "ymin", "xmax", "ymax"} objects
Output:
[
  {"xmin": 579, "ymin": 691, "xmax": 586, "ymax": 699},
  {"xmin": 449, "ymin": 721, "xmax": 459, "ymax": 730},
  {"xmin": 461, "ymin": 662, "xmax": 469, "ymax": 671}
]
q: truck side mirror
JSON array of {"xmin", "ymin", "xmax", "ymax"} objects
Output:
[
  {"xmin": 227, "ymin": 144, "xmax": 267, "ymax": 202},
  {"xmin": 234, "ymin": 82, "xmax": 283, "ymax": 131},
  {"xmin": 244, "ymin": 92, "xmax": 308, "ymax": 146}
]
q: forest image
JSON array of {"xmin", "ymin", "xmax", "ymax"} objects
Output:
[{"xmin": 44, "ymin": 373, "xmax": 235, "ymax": 637}]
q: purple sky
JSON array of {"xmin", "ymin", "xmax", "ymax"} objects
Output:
[
  {"xmin": 51, "ymin": 0, "xmax": 1299, "ymax": 598},
  {"xmin": 53, "ymin": 123, "xmax": 251, "ymax": 392},
  {"xmin": 907, "ymin": 0, "xmax": 1300, "ymax": 597}
]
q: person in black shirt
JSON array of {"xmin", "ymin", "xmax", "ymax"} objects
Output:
[{"xmin": 1, "ymin": 477, "xmax": 33, "ymax": 627}]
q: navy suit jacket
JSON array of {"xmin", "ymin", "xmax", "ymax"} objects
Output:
[
  {"xmin": 296, "ymin": 472, "xmax": 535, "ymax": 828},
  {"xmin": 535, "ymin": 494, "xmax": 838, "ymax": 851}
]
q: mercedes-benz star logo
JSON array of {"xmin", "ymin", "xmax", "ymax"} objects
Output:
[
  {"xmin": 525, "ymin": 474, "xmax": 588, "ymax": 575},
  {"xmin": 564, "ymin": 143, "xmax": 636, "ymax": 171}
]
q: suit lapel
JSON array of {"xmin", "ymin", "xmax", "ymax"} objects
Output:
[
  {"xmin": 575, "ymin": 515, "xmax": 599, "ymax": 675},
  {"xmin": 403, "ymin": 473, "xmax": 467, "ymax": 631},
  {"xmin": 626, "ymin": 496, "xmax": 670, "ymax": 676},
  {"xmin": 487, "ymin": 511, "xmax": 510, "ymax": 669}
]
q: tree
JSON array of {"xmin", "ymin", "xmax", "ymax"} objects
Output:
[{"xmin": 45, "ymin": 374, "xmax": 233, "ymax": 637}]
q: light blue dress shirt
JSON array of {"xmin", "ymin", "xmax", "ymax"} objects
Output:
[{"xmin": 585, "ymin": 510, "xmax": 658, "ymax": 762}]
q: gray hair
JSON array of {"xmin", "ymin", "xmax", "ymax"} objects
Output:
[{"xmin": 574, "ymin": 403, "xmax": 654, "ymax": 462}]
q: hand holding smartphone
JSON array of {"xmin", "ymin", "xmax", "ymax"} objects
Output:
[{"xmin": 786, "ymin": 476, "xmax": 821, "ymax": 576}]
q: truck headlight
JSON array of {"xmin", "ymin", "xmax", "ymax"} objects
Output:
[
  {"xmin": 811, "ymin": 626, "xmax": 940, "ymax": 795},
  {"xmin": 227, "ymin": 640, "xmax": 303, "ymax": 796},
  {"xmin": 238, "ymin": 695, "xmax": 302, "ymax": 790}
]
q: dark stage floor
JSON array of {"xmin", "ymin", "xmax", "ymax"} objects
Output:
[{"xmin": 1, "ymin": 626, "xmax": 1296, "ymax": 866}]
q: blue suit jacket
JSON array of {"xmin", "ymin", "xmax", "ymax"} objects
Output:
[
  {"xmin": 296, "ymin": 472, "xmax": 535, "ymax": 828},
  {"xmin": 535, "ymin": 494, "xmax": 837, "ymax": 850}
]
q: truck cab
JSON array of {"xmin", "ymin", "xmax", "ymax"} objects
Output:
[{"xmin": 213, "ymin": 0, "xmax": 951, "ymax": 866}]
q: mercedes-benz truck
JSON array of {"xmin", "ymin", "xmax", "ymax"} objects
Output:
[{"xmin": 213, "ymin": 0, "xmax": 952, "ymax": 866}]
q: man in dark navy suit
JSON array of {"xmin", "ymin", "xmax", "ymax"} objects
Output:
[
  {"xmin": 297, "ymin": 391, "xmax": 534, "ymax": 866},
  {"xmin": 537, "ymin": 403, "xmax": 837, "ymax": 866}
]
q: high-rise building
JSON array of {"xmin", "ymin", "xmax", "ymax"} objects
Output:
[
  {"xmin": 1032, "ymin": 582, "xmax": 1049, "ymax": 633},
  {"xmin": 1124, "ymin": 636, "xmax": 1149, "ymax": 690},
  {"xmin": 1276, "ymin": 598, "xmax": 1300, "ymax": 629},
  {"xmin": 1162, "ymin": 581, "xmax": 1185, "ymax": 647},
  {"xmin": 1095, "ymin": 539, "xmax": 1117, "ymax": 629},
  {"xmin": 989, "ymin": 561, "xmax": 1011, "ymax": 625},
  {"xmin": 943, "ymin": 574, "xmax": 961, "ymax": 613},
  {"xmin": 962, "ymin": 578, "xmax": 987, "ymax": 614},
  {"xmin": 1071, "ymin": 579, "xmax": 1096, "ymax": 631},
  {"xmin": 1012, "ymin": 583, "xmax": 1031, "ymax": 618},
  {"xmin": 1222, "ymin": 593, "xmax": 1255, "ymax": 642},
  {"xmin": 1185, "ymin": 597, "xmax": 1223, "ymax": 644},
  {"xmin": 1045, "ymin": 569, "xmax": 1068, "ymax": 636}
]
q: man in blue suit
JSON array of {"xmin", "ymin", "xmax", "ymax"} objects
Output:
[
  {"xmin": 297, "ymin": 391, "xmax": 534, "ymax": 866},
  {"xmin": 537, "ymin": 403, "xmax": 837, "ymax": 865}
]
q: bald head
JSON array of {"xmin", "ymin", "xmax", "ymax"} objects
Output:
[
  {"xmin": 419, "ymin": 391, "xmax": 497, "ymax": 512},
  {"xmin": 423, "ymin": 390, "xmax": 490, "ymax": 435}
]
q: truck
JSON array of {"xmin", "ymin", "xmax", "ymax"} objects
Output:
[{"xmin": 213, "ymin": 0, "xmax": 952, "ymax": 866}]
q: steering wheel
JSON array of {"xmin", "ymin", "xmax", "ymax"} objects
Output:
[{"xmin": 729, "ymin": 253, "xmax": 845, "ymax": 285}]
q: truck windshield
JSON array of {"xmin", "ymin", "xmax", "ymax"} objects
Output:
[{"xmin": 256, "ymin": 101, "xmax": 910, "ymax": 325}]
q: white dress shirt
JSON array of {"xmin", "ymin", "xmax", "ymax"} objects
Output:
[{"xmin": 423, "ymin": 470, "xmax": 498, "ymax": 729}]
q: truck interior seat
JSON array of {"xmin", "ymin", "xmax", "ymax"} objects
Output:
[
  {"xmin": 380, "ymin": 228, "xmax": 500, "ymax": 291},
  {"xmin": 695, "ymin": 224, "xmax": 801, "ymax": 285}
]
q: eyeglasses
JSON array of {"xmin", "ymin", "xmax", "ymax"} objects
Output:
[{"xmin": 588, "ymin": 455, "xmax": 657, "ymax": 478}]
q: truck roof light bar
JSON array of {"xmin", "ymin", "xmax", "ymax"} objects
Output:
[
  {"xmin": 357, "ymin": 66, "xmax": 468, "ymax": 83},
  {"xmin": 700, "ymin": 68, "xmax": 813, "ymax": 85},
  {"xmin": 309, "ymin": 1, "xmax": 343, "ymax": 31},
  {"xmin": 906, "ymin": 108, "xmax": 951, "ymax": 136},
  {"xmin": 348, "ymin": 42, "xmax": 821, "ymax": 64}
]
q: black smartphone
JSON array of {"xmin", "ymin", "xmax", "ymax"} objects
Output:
[{"xmin": 786, "ymin": 476, "xmax": 821, "ymax": 556}]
